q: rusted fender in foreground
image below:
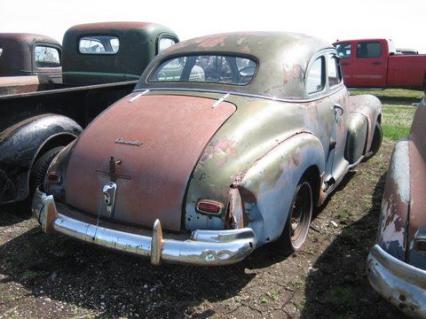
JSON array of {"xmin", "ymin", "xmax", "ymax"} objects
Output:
[{"xmin": 368, "ymin": 106, "xmax": 426, "ymax": 318}]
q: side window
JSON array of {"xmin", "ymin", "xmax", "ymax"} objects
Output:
[
  {"xmin": 0, "ymin": 48, "xmax": 3, "ymax": 57},
  {"xmin": 34, "ymin": 46, "xmax": 61, "ymax": 67},
  {"xmin": 306, "ymin": 57, "xmax": 325, "ymax": 95},
  {"xmin": 327, "ymin": 54, "xmax": 342, "ymax": 87},
  {"xmin": 356, "ymin": 41, "xmax": 381, "ymax": 58},
  {"xmin": 335, "ymin": 43, "xmax": 351, "ymax": 59},
  {"xmin": 79, "ymin": 36, "xmax": 119, "ymax": 55},
  {"xmin": 158, "ymin": 38, "xmax": 176, "ymax": 53}
]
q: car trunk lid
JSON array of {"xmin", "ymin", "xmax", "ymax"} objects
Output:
[{"xmin": 64, "ymin": 94, "xmax": 236, "ymax": 231}]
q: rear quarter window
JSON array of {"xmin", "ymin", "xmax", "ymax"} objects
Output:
[{"xmin": 306, "ymin": 57, "xmax": 325, "ymax": 95}]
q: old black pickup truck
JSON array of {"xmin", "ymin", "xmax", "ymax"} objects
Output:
[{"xmin": 0, "ymin": 22, "xmax": 178, "ymax": 206}]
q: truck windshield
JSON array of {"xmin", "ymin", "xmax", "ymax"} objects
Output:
[{"xmin": 149, "ymin": 55, "xmax": 257, "ymax": 86}]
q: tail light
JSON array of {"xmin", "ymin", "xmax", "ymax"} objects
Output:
[
  {"xmin": 196, "ymin": 199, "xmax": 224, "ymax": 215},
  {"xmin": 47, "ymin": 171, "xmax": 61, "ymax": 184},
  {"xmin": 415, "ymin": 240, "xmax": 426, "ymax": 252}
]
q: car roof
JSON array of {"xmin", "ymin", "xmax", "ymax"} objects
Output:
[{"xmin": 138, "ymin": 32, "xmax": 333, "ymax": 100}]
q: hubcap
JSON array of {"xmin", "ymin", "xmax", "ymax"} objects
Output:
[{"xmin": 290, "ymin": 181, "xmax": 313, "ymax": 250}]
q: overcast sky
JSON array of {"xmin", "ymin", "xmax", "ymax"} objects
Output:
[{"xmin": 1, "ymin": 0, "xmax": 425, "ymax": 53}]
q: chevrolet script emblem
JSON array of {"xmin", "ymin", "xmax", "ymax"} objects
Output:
[{"xmin": 115, "ymin": 137, "xmax": 143, "ymax": 146}]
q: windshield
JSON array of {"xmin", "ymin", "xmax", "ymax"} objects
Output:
[{"xmin": 149, "ymin": 55, "xmax": 257, "ymax": 86}]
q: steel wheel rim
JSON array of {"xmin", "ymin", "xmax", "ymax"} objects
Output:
[{"xmin": 290, "ymin": 181, "xmax": 313, "ymax": 250}]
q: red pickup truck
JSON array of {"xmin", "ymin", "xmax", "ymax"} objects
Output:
[{"xmin": 334, "ymin": 39, "xmax": 426, "ymax": 89}]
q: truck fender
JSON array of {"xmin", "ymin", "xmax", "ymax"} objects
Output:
[
  {"xmin": 377, "ymin": 140, "xmax": 410, "ymax": 260},
  {"xmin": 236, "ymin": 132, "xmax": 325, "ymax": 246},
  {"xmin": 0, "ymin": 114, "xmax": 82, "ymax": 203},
  {"xmin": 348, "ymin": 94, "xmax": 382, "ymax": 154}
]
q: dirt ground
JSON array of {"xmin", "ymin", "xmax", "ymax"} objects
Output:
[{"xmin": 0, "ymin": 138, "xmax": 410, "ymax": 319}]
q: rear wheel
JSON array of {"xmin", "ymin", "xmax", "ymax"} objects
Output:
[{"xmin": 281, "ymin": 178, "xmax": 313, "ymax": 253}]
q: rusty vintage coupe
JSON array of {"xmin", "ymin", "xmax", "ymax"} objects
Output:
[
  {"xmin": 368, "ymin": 106, "xmax": 426, "ymax": 317},
  {"xmin": 32, "ymin": 32, "xmax": 382, "ymax": 266}
]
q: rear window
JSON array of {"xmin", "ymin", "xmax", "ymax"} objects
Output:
[
  {"xmin": 356, "ymin": 41, "xmax": 381, "ymax": 58},
  {"xmin": 34, "ymin": 46, "xmax": 61, "ymax": 67},
  {"xmin": 149, "ymin": 55, "xmax": 257, "ymax": 85},
  {"xmin": 79, "ymin": 36, "xmax": 119, "ymax": 55}
]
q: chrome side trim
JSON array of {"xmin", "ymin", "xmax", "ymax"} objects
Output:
[
  {"xmin": 133, "ymin": 85, "xmax": 346, "ymax": 104},
  {"xmin": 32, "ymin": 189, "xmax": 256, "ymax": 266},
  {"xmin": 367, "ymin": 244, "xmax": 426, "ymax": 317}
]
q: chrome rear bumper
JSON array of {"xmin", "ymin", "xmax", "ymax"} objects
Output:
[
  {"xmin": 32, "ymin": 189, "xmax": 256, "ymax": 266},
  {"xmin": 367, "ymin": 244, "xmax": 426, "ymax": 318}
]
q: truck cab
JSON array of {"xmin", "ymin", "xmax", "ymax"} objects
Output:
[
  {"xmin": 0, "ymin": 33, "xmax": 62, "ymax": 95},
  {"xmin": 62, "ymin": 22, "xmax": 178, "ymax": 85},
  {"xmin": 335, "ymin": 38, "xmax": 426, "ymax": 89}
]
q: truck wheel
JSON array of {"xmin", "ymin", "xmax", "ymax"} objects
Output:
[
  {"xmin": 367, "ymin": 123, "xmax": 383, "ymax": 158},
  {"xmin": 30, "ymin": 146, "xmax": 64, "ymax": 193},
  {"xmin": 280, "ymin": 177, "xmax": 313, "ymax": 253}
]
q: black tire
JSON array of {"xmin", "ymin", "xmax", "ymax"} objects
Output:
[
  {"xmin": 367, "ymin": 122, "xmax": 383, "ymax": 158},
  {"xmin": 30, "ymin": 146, "xmax": 64, "ymax": 193},
  {"xmin": 280, "ymin": 178, "xmax": 313, "ymax": 254}
]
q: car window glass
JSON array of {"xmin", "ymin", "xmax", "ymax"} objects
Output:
[
  {"xmin": 335, "ymin": 43, "xmax": 351, "ymax": 58},
  {"xmin": 306, "ymin": 57, "xmax": 325, "ymax": 94},
  {"xmin": 356, "ymin": 41, "xmax": 381, "ymax": 58},
  {"xmin": 0, "ymin": 48, "xmax": 3, "ymax": 57},
  {"xmin": 150, "ymin": 55, "xmax": 257, "ymax": 85},
  {"xmin": 34, "ymin": 46, "xmax": 60, "ymax": 67},
  {"xmin": 158, "ymin": 38, "xmax": 176, "ymax": 53},
  {"xmin": 79, "ymin": 36, "xmax": 119, "ymax": 54},
  {"xmin": 327, "ymin": 55, "xmax": 342, "ymax": 87}
]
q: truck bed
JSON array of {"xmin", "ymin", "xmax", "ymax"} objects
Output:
[
  {"xmin": 387, "ymin": 54, "xmax": 426, "ymax": 89},
  {"xmin": 0, "ymin": 80, "xmax": 137, "ymax": 131}
]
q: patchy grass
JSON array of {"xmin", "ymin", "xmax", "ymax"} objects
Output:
[
  {"xmin": 382, "ymin": 104, "xmax": 416, "ymax": 141},
  {"xmin": 350, "ymin": 88, "xmax": 424, "ymax": 100}
]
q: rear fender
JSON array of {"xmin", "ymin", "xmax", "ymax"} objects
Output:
[
  {"xmin": 348, "ymin": 94, "xmax": 382, "ymax": 154},
  {"xmin": 377, "ymin": 140, "xmax": 410, "ymax": 260},
  {"xmin": 236, "ymin": 133, "xmax": 325, "ymax": 246},
  {"xmin": 0, "ymin": 114, "xmax": 81, "ymax": 203},
  {"xmin": 345, "ymin": 112, "xmax": 369, "ymax": 163}
]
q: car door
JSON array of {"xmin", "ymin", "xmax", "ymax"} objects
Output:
[
  {"xmin": 325, "ymin": 53, "xmax": 348, "ymax": 181},
  {"xmin": 305, "ymin": 53, "xmax": 347, "ymax": 186},
  {"xmin": 351, "ymin": 40, "xmax": 386, "ymax": 87}
]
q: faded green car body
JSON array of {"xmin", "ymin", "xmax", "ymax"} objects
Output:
[{"xmin": 33, "ymin": 32, "xmax": 382, "ymax": 265}]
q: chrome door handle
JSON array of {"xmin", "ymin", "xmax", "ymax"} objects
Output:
[{"xmin": 334, "ymin": 104, "xmax": 344, "ymax": 116}]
